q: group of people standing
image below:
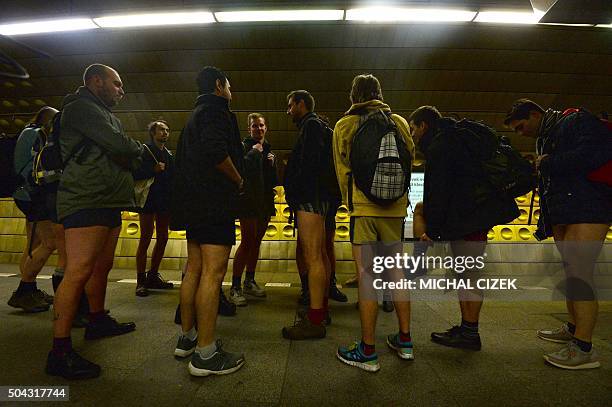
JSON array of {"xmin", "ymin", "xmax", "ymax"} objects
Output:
[{"xmin": 5, "ymin": 63, "xmax": 610, "ymax": 380}]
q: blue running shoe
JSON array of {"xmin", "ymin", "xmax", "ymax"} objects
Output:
[
  {"xmin": 386, "ymin": 333, "xmax": 414, "ymax": 360},
  {"xmin": 337, "ymin": 341, "xmax": 380, "ymax": 372}
]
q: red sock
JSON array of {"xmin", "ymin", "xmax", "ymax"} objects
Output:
[
  {"xmin": 307, "ymin": 307, "xmax": 326, "ymax": 325},
  {"xmin": 400, "ymin": 331, "xmax": 412, "ymax": 343},
  {"xmin": 361, "ymin": 341, "xmax": 376, "ymax": 356}
]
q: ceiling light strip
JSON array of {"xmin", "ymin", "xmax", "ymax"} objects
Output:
[
  {"xmin": 93, "ymin": 11, "xmax": 215, "ymax": 28},
  {"xmin": 0, "ymin": 18, "xmax": 98, "ymax": 36},
  {"xmin": 215, "ymin": 10, "xmax": 344, "ymax": 22},
  {"xmin": 346, "ymin": 8, "xmax": 477, "ymax": 22},
  {"xmin": 474, "ymin": 11, "xmax": 540, "ymax": 25}
]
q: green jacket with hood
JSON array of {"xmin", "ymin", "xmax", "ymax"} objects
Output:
[{"xmin": 57, "ymin": 86, "xmax": 142, "ymax": 220}]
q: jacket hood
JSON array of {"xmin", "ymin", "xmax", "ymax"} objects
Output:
[
  {"xmin": 345, "ymin": 99, "xmax": 391, "ymax": 116},
  {"xmin": 62, "ymin": 86, "xmax": 111, "ymax": 111}
]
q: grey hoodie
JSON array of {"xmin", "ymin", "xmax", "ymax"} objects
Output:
[{"xmin": 57, "ymin": 86, "xmax": 142, "ymax": 220}]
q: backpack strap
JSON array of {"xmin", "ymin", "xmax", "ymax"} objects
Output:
[{"xmin": 142, "ymin": 144, "xmax": 159, "ymax": 164}]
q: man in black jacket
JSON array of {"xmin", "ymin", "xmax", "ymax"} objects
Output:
[
  {"xmin": 408, "ymin": 105, "xmax": 518, "ymax": 351},
  {"xmin": 170, "ymin": 66, "xmax": 245, "ymax": 376},
  {"xmin": 505, "ymin": 99, "xmax": 611, "ymax": 370},
  {"xmin": 282, "ymin": 90, "xmax": 335, "ymax": 340}
]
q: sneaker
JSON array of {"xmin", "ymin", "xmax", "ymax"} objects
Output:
[
  {"xmin": 282, "ymin": 316, "xmax": 326, "ymax": 340},
  {"xmin": 344, "ymin": 275, "xmax": 359, "ymax": 288},
  {"xmin": 34, "ymin": 289, "xmax": 54, "ymax": 304},
  {"xmin": 386, "ymin": 333, "xmax": 414, "ymax": 360},
  {"xmin": 218, "ymin": 290, "xmax": 237, "ymax": 316},
  {"xmin": 243, "ymin": 280, "xmax": 266, "ymax": 298},
  {"xmin": 544, "ymin": 341, "xmax": 601, "ymax": 370},
  {"xmin": 135, "ymin": 284, "xmax": 149, "ymax": 297},
  {"xmin": 175, "ymin": 334, "xmax": 197, "ymax": 358},
  {"xmin": 229, "ymin": 287, "xmax": 247, "ymax": 306},
  {"xmin": 297, "ymin": 308, "xmax": 332, "ymax": 326},
  {"xmin": 46, "ymin": 350, "xmax": 101, "ymax": 379},
  {"xmin": 382, "ymin": 300, "xmax": 394, "ymax": 313},
  {"xmin": 337, "ymin": 342, "xmax": 380, "ymax": 372},
  {"xmin": 145, "ymin": 271, "xmax": 173, "ymax": 289},
  {"xmin": 537, "ymin": 323, "xmax": 574, "ymax": 343},
  {"xmin": 7, "ymin": 290, "xmax": 50, "ymax": 313},
  {"xmin": 329, "ymin": 278, "xmax": 348, "ymax": 303},
  {"xmin": 430, "ymin": 326, "xmax": 481, "ymax": 351},
  {"xmin": 188, "ymin": 340, "xmax": 245, "ymax": 377},
  {"xmin": 84, "ymin": 314, "xmax": 136, "ymax": 340}
]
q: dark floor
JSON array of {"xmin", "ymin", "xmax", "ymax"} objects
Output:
[{"xmin": 0, "ymin": 264, "xmax": 611, "ymax": 407}]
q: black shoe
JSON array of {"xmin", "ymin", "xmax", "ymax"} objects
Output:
[
  {"xmin": 329, "ymin": 278, "xmax": 348, "ymax": 303},
  {"xmin": 218, "ymin": 290, "xmax": 237, "ymax": 316},
  {"xmin": 84, "ymin": 314, "xmax": 136, "ymax": 340},
  {"xmin": 52, "ymin": 274, "xmax": 62, "ymax": 293},
  {"xmin": 430, "ymin": 326, "xmax": 482, "ymax": 351},
  {"xmin": 174, "ymin": 304, "xmax": 181, "ymax": 325},
  {"xmin": 46, "ymin": 350, "xmax": 101, "ymax": 379},
  {"xmin": 382, "ymin": 300, "xmax": 394, "ymax": 313},
  {"xmin": 135, "ymin": 284, "xmax": 149, "ymax": 297},
  {"xmin": 145, "ymin": 271, "xmax": 173, "ymax": 289}
]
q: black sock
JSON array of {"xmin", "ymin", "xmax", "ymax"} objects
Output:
[
  {"xmin": 573, "ymin": 338, "xmax": 592, "ymax": 353},
  {"xmin": 245, "ymin": 271, "xmax": 255, "ymax": 282},
  {"xmin": 232, "ymin": 276, "xmax": 242, "ymax": 289},
  {"xmin": 16, "ymin": 281, "xmax": 37, "ymax": 295},
  {"xmin": 137, "ymin": 273, "xmax": 147, "ymax": 285},
  {"xmin": 567, "ymin": 322, "xmax": 576, "ymax": 335},
  {"xmin": 461, "ymin": 319, "xmax": 479, "ymax": 336},
  {"xmin": 52, "ymin": 336, "xmax": 72, "ymax": 356},
  {"xmin": 299, "ymin": 273, "xmax": 308, "ymax": 290}
]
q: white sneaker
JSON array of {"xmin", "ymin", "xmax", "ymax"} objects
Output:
[
  {"xmin": 229, "ymin": 287, "xmax": 247, "ymax": 306},
  {"xmin": 244, "ymin": 280, "xmax": 266, "ymax": 298}
]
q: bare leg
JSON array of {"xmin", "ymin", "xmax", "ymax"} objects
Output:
[
  {"xmin": 150, "ymin": 213, "xmax": 170, "ymax": 273},
  {"xmin": 296, "ymin": 211, "xmax": 326, "ymax": 309},
  {"xmin": 180, "ymin": 240, "xmax": 202, "ymax": 333}
]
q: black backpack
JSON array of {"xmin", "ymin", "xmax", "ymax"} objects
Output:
[
  {"xmin": 318, "ymin": 120, "xmax": 341, "ymax": 203},
  {"xmin": 0, "ymin": 124, "xmax": 38, "ymax": 198},
  {"xmin": 349, "ymin": 110, "xmax": 412, "ymax": 208},
  {"xmin": 452, "ymin": 119, "xmax": 536, "ymax": 198},
  {"xmin": 32, "ymin": 111, "xmax": 89, "ymax": 190}
]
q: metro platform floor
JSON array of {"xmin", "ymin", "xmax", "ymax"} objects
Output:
[{"xmin": 0, "ymin": 264, "xmax": 610, "ymax": 407}]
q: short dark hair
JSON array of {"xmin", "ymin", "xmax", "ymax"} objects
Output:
[
  {"xmin": 408, "ymin": 106, "xmax": 442, "ymax": 128},
  {"xmin": 287, "ymin": 90, "xmax": 315, "ymax": 112},
  {"xmin": 30, "ymin": 106, "xmax": 58, "ymax": 127},
  {"xmin": 83, "ymin": 64, "xmax": 110, "ymax": 84},
  {"xmin": 196, "ymin": 66, "xmax": 228, "ymax": 94},
  {"xmin": 147, "ymin": 120, "xmax": 169, "ymax": 139},
  {"xmin": 504, "ymin": 99, "xmax": 545, "ymax": 125},
  {"xmin": 247, "ymin": 112, "xmax": 265, "ymax": 126},
  {"xmin": 350, "ymin": 74, "xmax": 383, "ymax": 104}
]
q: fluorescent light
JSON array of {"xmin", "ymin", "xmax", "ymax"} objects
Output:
[
  {"xmin": 595, "ymin": 23, "xmax": 612, "ymax": 28},
  {"xmin": 346, "ymin": 7, "xmax": 476, "ymax": 22},
  {"xmin": 215, "ymin": 10, "xmax": 344, "ymax": 22},
  {"xmin": 94, "ymin": 11, "xmax": 215, "ymax": 28},
  {"xmin": 0, "ymin": 18, "xmax": 97, "ymax": 36},
  {"xmin": 540, "ymin": 23, "xmax": 594, "ymax": 27},
  {"xmin": 475, "ymin": 11, "xmax": 540, "ymax": 25}
]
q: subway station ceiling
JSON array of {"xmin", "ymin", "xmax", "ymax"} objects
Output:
[{"xmin": 1, "ymin": 1, "xmax": 611, "ymax": 160}]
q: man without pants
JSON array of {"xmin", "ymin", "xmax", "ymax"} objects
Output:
[
  {"xmin": 282, "ymin": 90, "xmax": 337, "ymax": 340},
  {"xmin": 46, "ymin": 64, "xmax": 143, "ymax": 379},
  {"xmin": 334, "ymin": 74, "xmax": 415, "ymax": 371},
  {"xmin": 505, "ymin": 99, "xmax": 611, "ymax": 369},
  {"xmin": 171, "ymin": 66, "xmax": 246, "ymax": 376},
  {"xmin": 408, "ymin": 105, "xmax": 518, "ymax": 351}
]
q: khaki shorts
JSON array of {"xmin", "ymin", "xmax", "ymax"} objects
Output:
[{"xmin": 350, "ymin": 216, "xmax": 403, "ymax": 244}]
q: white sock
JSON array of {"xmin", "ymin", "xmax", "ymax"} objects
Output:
[{"xmin": 182, "ymin": 326, "xmax": 197, "ymax": 341}]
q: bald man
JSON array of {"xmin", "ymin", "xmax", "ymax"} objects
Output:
[{"xmin": 46, "ymin": 64, "xmax": 143, "ymax": 379}]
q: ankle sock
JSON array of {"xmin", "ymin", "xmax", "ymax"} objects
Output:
[
  {"xmin": 137, "ymin": 272, "xmax": 147, "ymax": 285},
  {"xmin": 232, "ymin": 276, "xmax": 242, "ymax": 289},
  {"xmin": 182, "ymin": 326, "xmax": 197, "ymax": 341},
  {"xmin": 196, "ymin": 341, "xmax": 217, "ymax": 358},
  {"xmin": 567, "ymin": 322, "xmax": 576, "ymax": 335},
  {"xmin": 88, "ymin": 311, "xmax": 106, "ymax": 323},
  {"xmin": 307, "ymin": 307, "xmax": 326, "ymax": 325},
  {"xmin": 16, "ymin": 281, "xmax": 37, "ymax": 295},
  {"xmin": 360, "ymin": 341, "xmax": 376, "ymax": 356},
  {"xmin": 461, "ymin": 319, "xmax": 479, "ymax": 336},
  {"xmin": 52, "ymin": 337, "xmax": 72, "ymax": 356},
  {"xmin": 573, "ymin": 338, "xmax": 592, "ymax": 353},
  {"xmin": 399, "ymin": 331, "xmax": 412, "ymax": 343}
]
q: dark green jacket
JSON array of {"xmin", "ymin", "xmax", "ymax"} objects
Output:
[{"xmin": 57, "ymin": 87, "xmax": 142, "ymax": 220}]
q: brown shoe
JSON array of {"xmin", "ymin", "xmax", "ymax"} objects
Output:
[{"xmin": 282, "ymin": 316, "xmax": 326, "ymax": 340}]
